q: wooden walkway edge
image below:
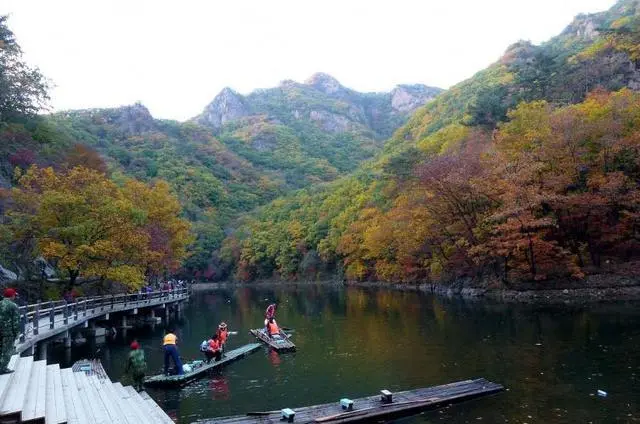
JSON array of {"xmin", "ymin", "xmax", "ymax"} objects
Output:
[{"xmin": 197, "ymin": 378, "xmax": 504, "ymax": 424}]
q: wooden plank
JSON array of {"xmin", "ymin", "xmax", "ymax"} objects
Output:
[
  {"xmin": 111, "ymin": 383, "xmax": 152, "ymax": 424},
  {"xmin": 0, "ymin": 355, "xmax": 19, "ymax": 407},
  {"xmin": 250, "ymin": 329, "xmax": 296, "ymax": 352},
  {"xmin": 204, "ymin": 378, "xmax": 504, "ymax": 424},
  {"xmin": 45, "ymin": 364, "xmax": 68, "ymax": 424},
  {"xmin": 22, "ymin": 359, "xmax": 47, "ymax": 423},
  {"xmin": 73, "ymin": 371, "xmax": 109, "ymax": 424},
  {"xmin": 145, "ymin": 342, "xmax": 262, "ymax": 388},
  {"xmin": 0, "ymin": 354, "xmax": 33, "ymax": 417},
  {"xmin": 123, "ymin": 387, "xmax": 165, "ymax": 423},
  {"xmin": 137, "ymin": 389, "xmax": 175, "ymax": 424},
  {"xmin": 87, "ymin": 375, "xmax": 127, "ymax": 424},
  {"xmin": 60, "ymin": 368, "xmax": 90, "ymax": 424}
]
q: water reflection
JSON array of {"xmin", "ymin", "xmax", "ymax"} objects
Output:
[{"xmin": 48, "ymin": 285, "xmax": 640, "ymax": 424}]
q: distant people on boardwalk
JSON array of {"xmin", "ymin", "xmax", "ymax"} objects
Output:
[
  {"xmin": 125, "ymin": 340, "xmax": 147, "ymax": 391},
  {"xmin": 0, "ymin": 288, "xmax": 19, "ymax": 374},
  {"xmin": 163, "ymin": 328, "xmax": 184, "ymax": 375}
]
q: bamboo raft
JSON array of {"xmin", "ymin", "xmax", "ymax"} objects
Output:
[
  {"xmin": 144, "ymin": 343, "xmax": 261, "ymax": 388},
  {"xmin": 199, "ymin": 378, "xmax": 504, "ymax": 424},
  {"xmin": 71, "ymin": 358, "xmax": 109, "ymax": 379},
  {"xmin": 250, "ymin": 329, "xmax": 296, "ymax": 352}
]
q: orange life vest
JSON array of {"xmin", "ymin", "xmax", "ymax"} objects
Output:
[
  {"xmin": 218, "ymin": 329, "xmax": 228, "ymax": 344},
  {"xmin": 208, "ymin": 338, "xmax": 221, "ymax": 351},
  {"xmin": 267, "ymin": 321, "xmax": 279, "ymax": 335}
]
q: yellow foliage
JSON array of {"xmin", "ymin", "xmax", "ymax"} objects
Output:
[{"xmin": 9, "ymin": 166, "xmax": 192, "ymax": 289}]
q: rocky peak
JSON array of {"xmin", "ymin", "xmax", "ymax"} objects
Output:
[
  {"xmin": 390, "ymin": 84, "xmax": 442, "ymax": 112},
  {"xmin": 304, "ymin": 72, "xmax": 344, "ymax": 95},
  {"xmin": 113, "ymin": 103, "xmax": 155, "ymax": 135},
  {"xmin": 561, "ymin": 13, "xmax": 600, "ymax": 41},
  {"xmin": 198, "ymin": 87, "xmax": 249, "ymax": 130}
]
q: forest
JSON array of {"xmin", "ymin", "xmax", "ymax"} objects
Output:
[
  {"xmin": 218, "ymin": 0, "xmax": 640, "ymax": 287},
  {"xmin": 2, "ymin": 0, "xmax": 640, "ymax": 291}
]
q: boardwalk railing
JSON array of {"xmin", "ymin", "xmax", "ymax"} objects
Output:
[{"xmin": 15, "ymin": 287, "xmax": 189, "ymax": 353}]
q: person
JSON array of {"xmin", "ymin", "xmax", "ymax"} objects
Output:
[
  {"xmin": 217, "ymin": 322, "xmax": 229, "ymax": 354},
  {"xmin": 163, "ymin": 329, "xmax": 184, "ymax": 375},
  {"xmin": 264, "ymin": 303, "xmax": 276, "ymax": 328},
  {"xmin": 203, "ymin": 334, "xmax": 222, "ymax": 363},
  {"xmin": 0, "ymin": 288, "xmax": 20, "ymax": 374},
  {"xmin": 125, "ymin": 340, "xmax": 147, "ymax": 391},
  {"xmin": 266, "ymin": 317, "xmax": 280, "ymax": 338}
]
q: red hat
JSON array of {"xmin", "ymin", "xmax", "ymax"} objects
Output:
[
  {"xmin": 3, "ymin": 288, "xmax": 17, "ymax": 298},
  {"xmin": 130, "ymin": 341, "xmax": 140, "ymax": 350}
]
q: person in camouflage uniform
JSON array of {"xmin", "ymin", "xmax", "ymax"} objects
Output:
[
  {"xmin": 125, "ymin": 340, "xmax": 147, "ymax": 391},
  {"xmin": 0, "ymin": 288, "xmax": 20, "ymax": 374}
]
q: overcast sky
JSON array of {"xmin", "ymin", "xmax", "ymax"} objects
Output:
[{"xmin": 2, "ymin": 0, "xmax": 616, "ymax": 121}]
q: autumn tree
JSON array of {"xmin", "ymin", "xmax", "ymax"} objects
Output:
[{"xmin": 8, "ymin": 166, "xmax": 192, "ymax": 290}]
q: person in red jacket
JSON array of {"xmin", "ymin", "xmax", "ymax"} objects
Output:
[{"xmin": 205, "ymin": 334, "xmax": 222, "ymax": 363}]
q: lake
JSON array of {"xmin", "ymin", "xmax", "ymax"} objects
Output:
[{"xmin": 48, "ymin": 284, "xmax": 640, "ymax": 423}]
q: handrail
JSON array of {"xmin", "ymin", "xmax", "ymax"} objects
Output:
[{"xmin": 16, "ymin": 287, "xmax": 189, "ymax": 344}]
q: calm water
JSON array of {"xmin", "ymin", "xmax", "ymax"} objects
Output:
[{"xmin": 49, "ymin": 285, "xmax": 640, "ymax": 424}]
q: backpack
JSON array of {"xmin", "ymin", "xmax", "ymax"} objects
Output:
[{"xmin": 200, "ymin": 340, "xmax": 209, "ymax": 352}]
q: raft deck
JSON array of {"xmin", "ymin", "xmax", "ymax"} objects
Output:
[
  {"xmin": 144, "ymin": 342, "xmax": 261, "ymax": 388},
  {"xmin": 200, "ymin": 378, "xmax": 503, "ymax": 424},
  {"xmin": 250, "ymin": 329, "xmax": 296, "ymax": 352}
]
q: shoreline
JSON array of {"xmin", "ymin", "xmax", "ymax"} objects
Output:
[{"xmin": 190, "ymin": 274, "xmax": 640, "ymax": 304}]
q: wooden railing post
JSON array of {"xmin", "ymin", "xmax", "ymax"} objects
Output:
[
  {"xmin": 83, "ymin": 299, "xmax": 87, "ymax": 317},
  {"xmin": 19, "ymin": 308, "xmax": 26, "ymax": 343},
  {"xmin": 33, "ymin": 301, "xmax": 40, "ymax": 336},
  {"xmin": 74, "ymin": 299, "xmax": 78, "ymax": 320},
  {"xmin": 63, "ymin": 303, "xmax": 69, "ymax": 325},
  {"xmin": 49, "ymin": 301, "xmax": 55, "ymax": 329}
]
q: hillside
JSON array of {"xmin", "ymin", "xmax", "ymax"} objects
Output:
[
  {"xmin": 194, "ymin": 74, "xmax": 442, "ymax": 187},
  {"xmin": 0, "ymin": 64, "xmax": 440, "ymax": 278},
  {"xmin": 221, "ymin": 0, "xmax": 640, "ymax": 286}
]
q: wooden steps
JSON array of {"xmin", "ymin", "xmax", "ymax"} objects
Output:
[
  {"xmin": 0, "ymin": 355, "xmax": 20, "ymax": 407},
  {"xmin": 45, "ymin": 364, "xmax": 66, "ymax": 424},
  {"xmin": 0, "ymin": 356, "xmax": 173, "ymax": 424},
  {"xmin": 22, "ymin": 359, "xmax": 47, "ymax": 423},
  {"xmin": 0, "ymin": 355, "xmax": 34, "ymax": 418},
  {"xmin": 139, "ymin": 390, "xmax": 175, "ymax": 424}
]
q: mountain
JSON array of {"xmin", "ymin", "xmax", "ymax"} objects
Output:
[
  {"xmin": 193, "ymin": 74, "xmax": 442, "ymax": 187},
  {"xmin": 1, "ymin": 73, "xmax": 440, "ymax": 277},
  {"xmin": 221, "ymin": 0, "xmax": 640, "ymax": 285}
]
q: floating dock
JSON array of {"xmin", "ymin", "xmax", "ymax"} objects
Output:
[
  {"xmin": 250, "ymin": 329, "xmax": 296, "ymax": 352},
  {"xmin": 199, "ymin": 378, "xmax": 503, "ymax": 424},
  {"xmin": 145, "ymin": 342, "xmax": 261, "ymax": 388}
]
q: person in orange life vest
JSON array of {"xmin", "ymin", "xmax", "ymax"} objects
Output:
[
  {"xmin": 217, "ymin": 322, "xmax": 229, "ymax": 354},
  {"xmin": 266, "ymin": 317, "xmax": 280, "ymax": 338},
  {"xmin": 163, "ymin": 329, "xmax": 184, "ymax": 375},
  {"xmin": 205, "ymin": 333, "xmax": 222, "ymax": 363}
]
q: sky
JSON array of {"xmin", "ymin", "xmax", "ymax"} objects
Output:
[{"xmin": 2, "ymin": 0, "xmax": 617, "ymax": 121}]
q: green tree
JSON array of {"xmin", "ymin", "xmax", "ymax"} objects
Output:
[{"xmin": 0, "ymin": 16, "xmax": 49, "ymax": 122}]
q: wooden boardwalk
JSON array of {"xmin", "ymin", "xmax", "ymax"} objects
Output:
[
  {"xmin": 0, "ymin": 354, "xmax": 174, "ymax": 424},
  {"xmin": 199, "ymin": 378, "xmax": 503, "ymax": 424},
  {"xmin": 15, "ymin": 288, "xmax": 189, "ymax": 354},
  {"xmin": 145, "ymin": 343, "xmax": 262, "ymax": 388},
  {"xmin": 250, "ymin": 329, "xmax": 296, "ymax": 352}
]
